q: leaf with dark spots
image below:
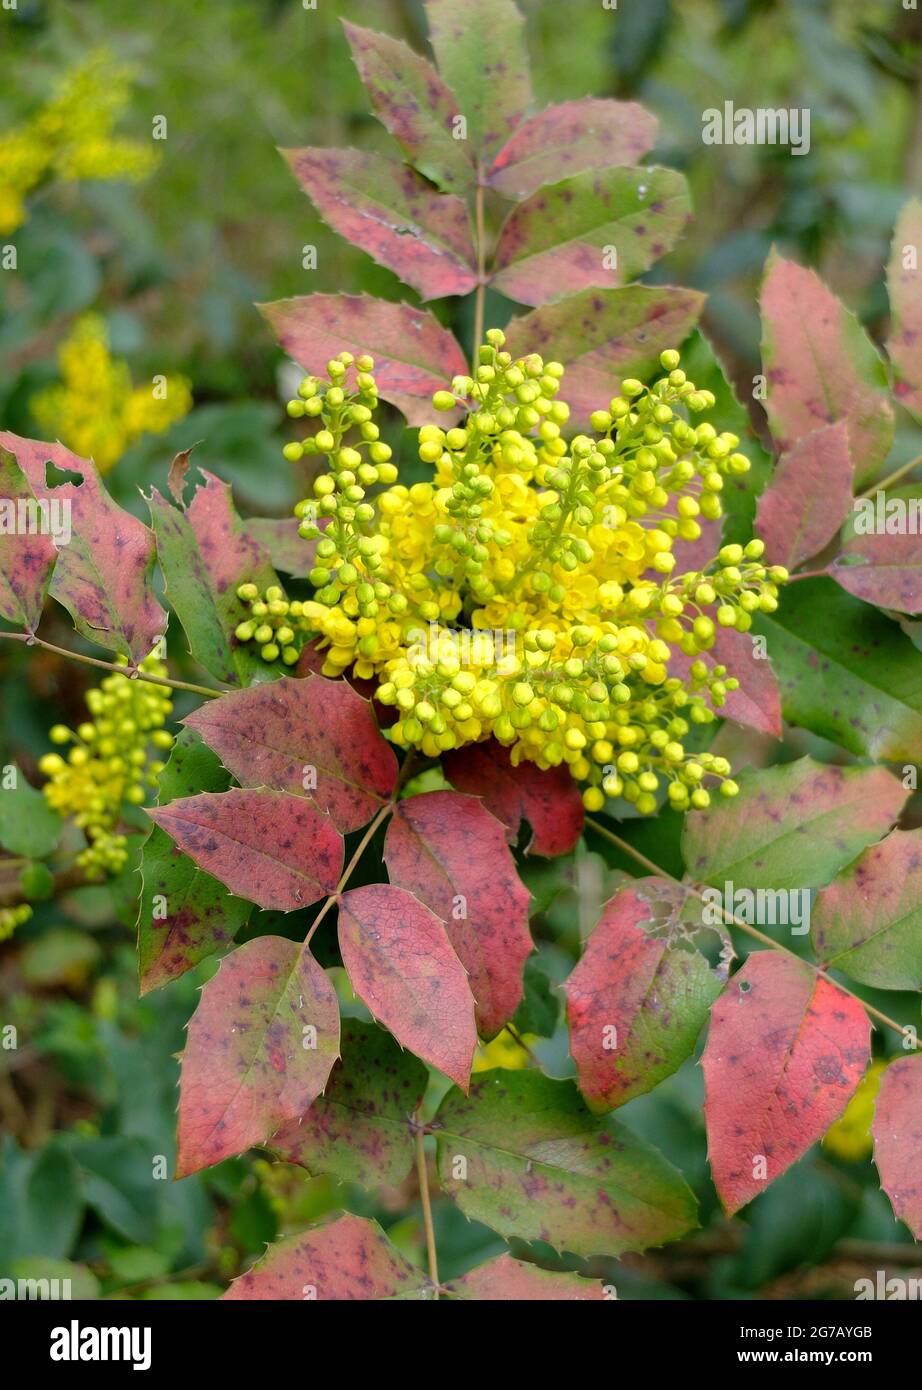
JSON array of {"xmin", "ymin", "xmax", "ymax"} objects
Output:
[
  {"xmin": 435, "ymin": 1069, "xmax": 697, "ymax": 1257},
  {"xmin": 886, "ymin": 198, "xmax": 922, "ymax": 425},
  {"xmin": 184, "ymin": 674, "xmax": 397, "ymax": 834},
  {"xmin": 176, "ymin": 934, "xmax": 339, "ymax": 1177},
  {"xmin": 0, "ymin": 445, "xmax": 57, "ymax": 634},
  {"xmin": 755, "ymin": 421, "xmax": 853, "ymax": 572},
  {"xmin": 271, "ymin": 1019, "xmax": 427, "ymax": 1186},
  {"xmin": 566, "ymin": 883, "xmax": 721, "ymax": 1111},
  {"xmin": 337, "ymin": 883, "xmax": 476, "ymax": 1089},
  {"xmin": 681, "ymin": 756, "xmax": 904, "ymax": 891},
  {"xmin": 138, "ymin": 729, "xmax": 252, "ymax": 994},
  {"xmin": 342, "ymin": 22, "xmax": 474, "ymax": 194},
  {"xmin": 702, "ymin": 953, "xmax": 870, "ymax": 1215},
  {"xmin": 504, "ymin": 286, "xmax": 705, "ymax": 429},
  {"xmin": 148, "ymin": 788, "xmax": 343, "ymax": 912},
  {"xmin": 425, "ymin": 0, "xmax": 531, "ymax": 160},
  {"xmin": 492, "ymin": 166, "xmax": 690, "ymax": 307},
  {"xmin": 831, "ymin": 484, "xmax": 922, "ymax": 615},
  {"xmin": 258, "ymin": 294, "xmax": 468, "ymax": 427},
  {"xmin": 487, "ymin": 97, "xmax": 657, "ymax": 200},
  {"xmin": 760, "ymin": 251, "xmax": 893, "ymax": 488},
  {"xmin": 811, "ymin": 828, "xmax": 922, "ymax": 991},
  {"xmin": 242, "ymin": 515, "xmax": 320, "ymax": 578},
  {"xmin": 872, "ymin": 1055, "xmax": 922, "ymax": 1239},
  {"xmin": 283, "ymin": 147, "xmax": 476, "ymax": 301},
  {"xmin": 444, "ymin": 1253, "xmax": 604, "ymax": 1300},
  {"xmin": 384, "ymin": 791, "xmax": 532, "ymax": 1037},
  {"xmin": 222, "ymin": 1213, "xmax": 431, "ymax": 1300},
  {"xmin": 0, "ymin": 432, "xmax": 165, "ymax": 663},
  {"xmin": 669, "ymin": 625, "xmax": 782, "ymax": 739},
  {"xmin": 442, "ymin": 739, "xmax": 584, "ymax": 856}
]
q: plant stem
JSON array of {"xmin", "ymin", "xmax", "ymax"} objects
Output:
[
  {"xmin": 787, "ymin": 568, "xmax": 829, "ymax": 583},
  {"xmin": 473, "ymin": 169, "xmax": 486, "ymax": 358},
  {"xmin": 858, "ymin": 452, "xmax": 922, "ymax": 499},
  {"xmin": 304, "ymin": 801, "xmax": 392, "ymax": 947},
  {"xmin": 583, "ymin": 814, "xmax": 918, "ymax": 1049},
  {"xmin": 0, "ymin": 630, "xmax": 223, "ymax": 700},
  {"xmin": 415, "ymin": 1122, "xmax": 440, "ymax": 1294}
]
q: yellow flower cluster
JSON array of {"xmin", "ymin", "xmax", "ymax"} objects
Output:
[
  {"xmin": 0, "ymin": 51, "xmax": 158, "ymax": 234},
  {"xmin": 0, "ymin": 904, "xmax": 33, "ymax": 943},
  {"xmin": 31, "ymin": 315, "xmax": 192, "ymax": 473},
  {"xmin": 39, "ymin": 655, "xmax": 174, "ymax": 879},
  {"xmin": 234, "ymin": 334, "xmax": 787, "ymax": 813}
]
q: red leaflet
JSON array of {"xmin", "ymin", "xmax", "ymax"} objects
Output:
[
  {"xmin": 887, "ymin": 199, "xmax": 922, "ymax": 424},
  {"xmin": 756, "ymin": 421, "xmax": 853, "ymax": 572},
  {"xmin": 760, "ymin": 253, "xmax": 893, "ymax": 488},
  {"xmin": 176, "ymin": 935, "xmax": 339, "ymax": 1177},
  {"xmin": 872, "ymin": 1055, "xmax": 922, "ymax": 1239},
  {"xmin": 832, "ymin": 492, "xmax": 922, "ymax": 615},
  {"xmin": 222, "ymin": 1213, "xmax": 428, "ymax": 1300},
  {"xmin": 0, "ymin": 444, "xmax": 56, "ymax": 634},
  {"xmin": 184, "ymin": 675, "xmax": 397, "ymax": 833},
  {"xmin": 258, "ymin": 294, "xmax": 468, "ymax": 427},
  {"xmin": 566, "ymin": 883, "xmax": 721, "ymax": 1110},
  {"xmin": 488, "ymin": 98, "xmax": 658, "ymax": 200},
  {"xmin": 283, "ymin": 148, "xmax": 477, "ymax": 302},
  {"xmin": 442, "ymin": 739, "xmax": 584, "ymax": 856},
  {"xmin": 444, "ymin": 1253, "xmax": 604, "ymax": 1300},
  {"xmin": 702, "ymin": 953, "xmax": 870, "ymax": 1214},
  {"xmin": 148, "ymin": 788, "xmax": 342, "ymax": 912},
  {"xmin": 0, "ymin": 432, "xmax": 165, "ymax": 662},
  {"xmin": 337, "ymin": 883, "xmax": 477, "ymax": 1089},
  {"xmin": 384, "ymin": 791, "xmax": 532, "ymax": 1036}
]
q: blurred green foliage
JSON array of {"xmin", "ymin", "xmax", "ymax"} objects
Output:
[{"xmin": 1, "ymin": 0, "xmax": 921, "ymax": 1299}]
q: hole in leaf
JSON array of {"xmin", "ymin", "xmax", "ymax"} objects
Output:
[
  {"xmin": 44, "ymin": 459, "xmax": 83, "ymax": 489},
  {"xmin": 739, "ymin": 979, "xmax": 752, "ymax": 994}
]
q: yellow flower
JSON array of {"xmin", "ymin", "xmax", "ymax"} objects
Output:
[
  {"xmin": 31, "ymin": 315, "xmax": 192, "ymax": 473},
  {"xmin": 823, "ymin": 1059, "xmax": 889, "ymax": 1162}
]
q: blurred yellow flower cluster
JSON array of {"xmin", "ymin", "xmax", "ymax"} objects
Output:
[
  {"xmin": 31, "ymin": 315, "xmax": 192, "ymax": 473},
  {"xmin": 236, "ymin": 333, "xmax": 787, "ymax": 813},
  {"xmin": 823, "ymin": 1058, "xmax": 889, "ymax": 1162},
  {"xmin": 0, "ymin": 51, "xmax": 159, "ymax": 235},
  {"xmin": 39, "ymin": 654, "xmax": 174, "ymax": 879}
]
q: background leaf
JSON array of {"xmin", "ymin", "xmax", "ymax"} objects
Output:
[
  {"xmin": 872, "ymin": 1055, "xmax": 922, "ymax": 1239},
  {"xmin": 0, "ymin": 767, "xmax": 61, "ymax": 858},
  {"xmin": 886, "ymin": 197, "xmax": 922, "ymax": 423},
  {"xmin": 435, "ymin": 1069, "xmax": 698, "ymax": 1256},
  {"xmin": 702, "ymin": 952, "xmax": 870, "ymax": 1215},
  {"xmin": 337, "ymin": 882, "xmax": 477, "ymax": 1089},
  {"xmin": 176, "ymin": 934, "xmax": 340, "ymax": 1176}
]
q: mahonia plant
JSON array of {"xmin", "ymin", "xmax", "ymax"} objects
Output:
[
  {"xmin": 233, "ymin": 336, "xmax": 786, "ymax": 814},
  {"xmin": 2, "ymin": 0, "xmax": 922, "ymax": 1303}
]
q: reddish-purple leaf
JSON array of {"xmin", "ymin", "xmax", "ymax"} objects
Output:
[
  {"xmin": 887, "ymin": 198, "xmax": 922, "ymax": 423},
  {"xmin": 443, "ymin": 739, "xmax": 584, "ymax": 855},
  {"xmin": 244, "ymin": 515, "xmax": 319, "ymax": 577},
  {"xmin": 384, "ymin": 791, "xmax": 532, "ymax": 1037},
  {"xmin": 176, "ymin": 935, "xmax": 339, "ymax": 1177},
  {"xmin": 669, "ymin": 626, "xmax": 782, "ymax": 739},
  {"xmin": 337, "ymin": 883, "xmax": 477, "ymax": 1089},
  {"xmin": 184, "ymin": 675, "xmax": 397, "ymax": 834},
  {"xmin": 283, "ymin": 147, "xmax": 476, "ymax": 302},
  {"xmin": 566, "ymin": 882, "xmax": 721, "ymax": 1111},
  {"xmin": 0, "ymin": 432, "xmax": 165, "ymax": 662},
  {"xmin": 222, "ymin": 1213, "xmax": 430, "ymax": 1300},
  {"xmin": 831, "ymin": 485, "xmax": 922, "ymax": 614},
  {"xmin": 148, "ymin": 788, "xmax": 342, "ymax": 912},
  {"xmin": 444, "ymin": 1254, "xmax": 604, "ymax": 1300},
  {"xmin": 702, "ymin": 952, "xmax": 870, "ymax": 1215},
  {"xmin": 488, "ymin": 98, "xmax": 658, "ymax": 200},
  {"xmin": 426, "ymin": 0, "xmax": 531, "ymax": 160},
  {"xmin": 342, "ymin": 21, "xmax": 475, "ymax": 194},
  {"xmin": 504, "ymin": 286, "xmax": 706, "ymax": 428},
  {"xmin": 872, "ymin": 1055, "xmax": 922, "ymax": 1239},
  {"xmin": 492, "ymin": 166, "xmax": 690, "ymax": 307},
  {"xmin": 760, "ymin": 252, "xmax": 893, "ymax": 488},
  {"xmin": 755, "ymin": 421, "xmax": 854, "ymax": 571},
  {"xmin": 0, "ymin": 444, "xmax": 56, "ymax": 634},
  {"xmin": 669, "ymin": 510, "xmax": 722, "ymax": 575},
  {"xmin": 258, "ymin": 294, "xmax": 467, "ymax": 427}
]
